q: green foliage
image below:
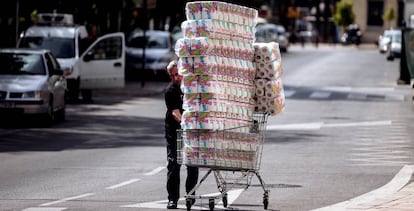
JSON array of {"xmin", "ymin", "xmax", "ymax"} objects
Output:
[
  {"xmin": 333, "ymin": 1, "xmax": 355, "ymax": 28},
  {"xmin": 383, "ymin": 7, "xmax": 395, "ymax": 22}
]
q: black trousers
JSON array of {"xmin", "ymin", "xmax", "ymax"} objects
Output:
[{"xmin": 166, "ymin": 135, "xmax": 199, "ymax": 202}]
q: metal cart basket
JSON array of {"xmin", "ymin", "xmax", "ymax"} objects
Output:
[{"xmin": 177, "ymin": 112, "xmax": 269, "ymax": 210}]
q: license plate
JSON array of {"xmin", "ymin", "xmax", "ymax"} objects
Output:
[{"xmin": 0, "ymin": 102, "xmax": 15, "ymax": 108}]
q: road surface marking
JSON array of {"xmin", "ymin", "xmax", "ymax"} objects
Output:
[
  {"xmin": 347, "ymin": 93, "xmax": 367, "ymax": 100},
  {"xmin": 39, "ymin": 193, "xmax": 96, "ymax": 207},
  {"xmin": 121, "ymin": 189, "xmax": 244, "ymax": 209},
  {"xmin": 267, "ymin": 122, "xmax": 324, "ymax": 130},
  {"xmin": 144, "ymin": 166, "xmax": 165, "ymax": 176},
  {"xmin": 324, "ymin": 120, "xmax": 392, "ymax": 128},
  {"xmin": 309, "ymin": 91, "xmax": 331, "ymax": 99},
  {"xmin": 267, "ymin": 120, "xmax": 392, "ymax": 131},
  {"xmin": 312, "ymin": 165, "xmax": 414, "ymax": 210},
  {"xmin": 105, "ymin": 179, "xmax": 141, "ymax": 190},
  {"xmin": 283, "ymin": 90, "xmax": 296, "ymax": 97},
  {"xmin": 23, "ymin": 208, "xmax": 66, "ymax": 211}
]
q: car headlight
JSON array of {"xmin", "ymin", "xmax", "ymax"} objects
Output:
[{"xmin": 22, "ymin": 91, "xmax": 41, "ymax": 99}]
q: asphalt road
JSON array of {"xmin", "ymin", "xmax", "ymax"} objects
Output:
[{"xmin": 0, "ymin": 44, "xmax": 413, "ymax": 211}]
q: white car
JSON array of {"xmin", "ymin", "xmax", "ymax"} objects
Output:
[
  {"xmin": 0, "ymin": 48, "xmax": 66, "ymax": 123},
  {"xmin": 125, "ymin": 29, "xmax": 177, "ymax": 80},
  {"xmin": 255, "ymin": 23, "xmax": 289, "ymax": 52},
  {"xmin": 17, "ymin": 13, "xmax": 125, "ymax": 102},
  {"xmin": 378, "ymin": 30, "xmax": 393, "ymax": 53},
  {"xmin": 386, "ymin": 29, "xmax": 402, "ymax": 61}
]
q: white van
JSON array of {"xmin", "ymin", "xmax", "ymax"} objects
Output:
[{"xmin": 17, "ymin": 13, "xmax": 125, "ymax": 102}]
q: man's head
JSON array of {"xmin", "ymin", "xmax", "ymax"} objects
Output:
[{"xmin": 167, "ymin": 60, "xmax": 182, "ymax": 86}]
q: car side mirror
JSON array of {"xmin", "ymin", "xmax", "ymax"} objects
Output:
[{"xmin": 83, "ymin": 51, "xmax": 94, "ymax": 62}]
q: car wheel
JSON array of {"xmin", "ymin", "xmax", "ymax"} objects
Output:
[
  {"xmin": 56, "ymin": 107, "xmax": 66, "ymax": 121},
  {"xmin": 43, "ymin": 95, "xmax": 55, "ymax": 125},
  {"xmin": 387, "ymin": 54, "xmax": 394, "ymax": 61}
]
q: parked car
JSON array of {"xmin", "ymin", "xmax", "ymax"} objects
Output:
[
  {"xmin": 0, "ymin": 48, "xmax": 66, "ymax": 123},
  {"xmin": 125, "ymin": 29, "xmax": 177, "ymax": 80},
  {"xmin": 386, "ymin": 29, "xmax": 402, "ymax": 61},
  {"xmin": 378, "ymin": 29, "xmax": 393, "ymax": 53},
  {"xmin": 17, "ymin": 13, "xmax": 125, "ymax": 102},
  {"xmin": 255, "ymin": 23, "xmax": 289, "ymax": 52},
  {"xmin": 341, "ymin": 24, "xmax": 362, "ymax": 46},
  {"xmin": 297, "ymin": 19, "xmax": 318, "ymax": 45}
]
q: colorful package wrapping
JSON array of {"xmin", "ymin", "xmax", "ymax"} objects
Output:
[
  {"xmin": 253, "ymin": 42, "xmax": 286, "ymax": 116},
  {"xmin": 253, "ymin": 42, "xmax": 282, "ymax": 63},
  {"xmin": 182, "ymin": 19, "xmax": 255, "ymax": 40},
  {"xmin": 185, "ymin": 1, "xmax": 258, "ymax": 26},
  {"xmin": 255, "ymin": 60, "xmax": 283, "ymax": 79},
  {"xmin": 175, "ymin": 38, "xmax": 255, "ymax": 60}
]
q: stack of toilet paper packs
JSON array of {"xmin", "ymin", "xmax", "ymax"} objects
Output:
[
  {"xmin": 253, "ymin": 42, "xmax": 285, "ymax": 115},
  {"xmin": 176, "ymin": 1, "xmax": 283, "ymax": 169}
]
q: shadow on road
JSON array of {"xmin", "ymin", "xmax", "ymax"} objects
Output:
[{"xmin": 0, "ymin": 114, "xmax": 166, "ymax": 152}]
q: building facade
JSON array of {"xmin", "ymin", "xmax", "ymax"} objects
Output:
[{"xmin": 349, "ymin": 0, "xmax": 404, "ymax": 43}]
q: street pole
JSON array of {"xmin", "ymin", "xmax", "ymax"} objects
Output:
[
  {"xmin": 15, "ymin": 0, "xmax": 19, "ymax": 46},
  {"xmin": 141, "ymin": 0, "xmax": 147, "ymax": 87},
  {"xmin": 399, "ymin": 26, "xmax": 410, "ymax": 84}
]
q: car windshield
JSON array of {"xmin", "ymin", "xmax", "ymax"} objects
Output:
[
  {"xmin": 127, "ymin": 34, "xmax": 169, "ymax": 49},
  {"xmin": 19, "ymin": 37, "xmax": 75, "ymax": 58},
  {"xmin": 392, "ymin": 32, "xmax": 402, "ymax": 43},
  {"xmin": 0, "ymin": 52, "xmax": 46, "ymax": 75}
]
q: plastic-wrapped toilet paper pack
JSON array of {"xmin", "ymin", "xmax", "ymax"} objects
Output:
[
  {"xmin": 183, "ymin": 93, "xmax": 200, "ymax": 111},
  {"xmin": 181, "ymin": 75, "xmax": 199, "ymax": 94},
  {"xmin": 182, "ymin": 131, "xmax": 200, "ymax": 165},
  {"xmin": 267, "ymin": 91, "xmax": 285, "ymax": 116},
  {"xmin": 181, "ymin": 19, "xmax": 256, "ymax": 40},
  {"xmin": 185, "ymin": 1, "xmax": 258, "ymax": 26},
  {"xmin": 198, "ymin": 132, "xmax": 216, "ymax": 166},
  {"xmin": 175, "ymin": 37, "xmax": 213, "ymax": 57},
  {"xmin": 264, "ymin": 78, "xmax": 284, "ymax": 98},
  {"xmin": 255, "ymin": 60, "xmax": 283, "ymax": 79},
  {"xmin": 255, "ymin": 79, "xmax": 266, "ymax": 97},
  {"xmin": 253, "ymin": 42, "xmax": 281, "ymax": 63},
  {"xmin": 255, "ymin": 91, "xmax": 285, "ymax": 116},
  {"xmin": 176, "ymin": 38, "xmax": 254, "ymax": 60}
]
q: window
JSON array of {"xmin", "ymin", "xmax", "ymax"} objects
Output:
[
  {"xmin": 88, "ymin": 37, "xmax": 122, "ymax": 60},
  {"xmin": 367, "ymin": 0, "xmax": 384, "ymax": 26}
]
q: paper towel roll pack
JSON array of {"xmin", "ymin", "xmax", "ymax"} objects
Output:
[
  {"xmin": 253, "ymin": 42, "xmax": 286, "ymax": 116},
  {"xmin": 253, "ymin": 42, "xmax": 282, "ymax": 63}
]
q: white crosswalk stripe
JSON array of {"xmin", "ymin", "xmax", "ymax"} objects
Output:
[
  {"xmin": 309, "ymin": 91, "xmax": 331, "ymax": 99},
  {"xmin": 347, "ymin": 122, "xmax": 412, "ymax": 166}
]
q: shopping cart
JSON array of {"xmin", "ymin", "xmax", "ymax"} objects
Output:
[{"xmin": 177, "ymin": 112, "xmax": 269, "ymax": 210}]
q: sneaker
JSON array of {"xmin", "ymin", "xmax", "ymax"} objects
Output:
[{"xmin": 167, "ymin": 201, "xmax": 177, "ymax": 209}]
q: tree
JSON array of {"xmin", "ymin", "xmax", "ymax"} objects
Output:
[
  {"xmin": 333, "ymin": 0, "xmax": 354, "ymax": 29},
  {"xmin": 382, "ymin": 7, "xmax": 395, "ymax": 29}
]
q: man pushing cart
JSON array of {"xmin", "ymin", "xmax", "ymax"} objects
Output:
[{"xmin": 174, "ymin": 1, "xmax": 285, "ymax": 210}]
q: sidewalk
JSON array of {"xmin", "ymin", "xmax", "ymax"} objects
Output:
[{"xmin": 94, "ymin": 81, "xmax": 170, "ymax": 98}]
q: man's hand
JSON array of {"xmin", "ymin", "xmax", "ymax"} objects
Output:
[{"xmin": 172, "ymin": 109, "xmax": 182, "ymax": 123}]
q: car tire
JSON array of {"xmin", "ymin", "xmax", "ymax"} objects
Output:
[
  {"xmin": 387, "ymin": 54, "xmax": 394, "ymax": 61},
  {"xmin": 56, "ymin": 107, "xmax": 66, "ymax": 121},
  {"xmin": 42, "ymin": 95, "xmax": 55, "ymax": 125}
]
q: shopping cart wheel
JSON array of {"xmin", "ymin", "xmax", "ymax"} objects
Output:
[
  {"xmin": 222, "ymin": 194, "xmax": 228, "ymax": 208},
  {"xmin": 186, "ymin": 198, "xmax": 192, "ymax": 211},
  {"xmin": 263, "ymin": 191, "xmax": 269, "ymax": 210},
  {"xmin": 208, "ymin": 198, "xmax": 215, "ymax": 211}
]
